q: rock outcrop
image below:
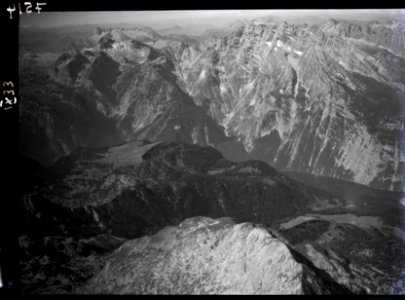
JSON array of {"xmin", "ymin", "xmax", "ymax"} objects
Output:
[
  {"xmin": 173, "ymin": 19, "xmax": 405, "ymax": 191},
  {"xmin": 78, "ymin": 217, "xmax": 350, "ymax": 294}
]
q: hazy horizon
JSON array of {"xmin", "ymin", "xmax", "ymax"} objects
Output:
[{"xmin": 20, "ymin": 9, "xmax": 405, "ymax": 29}]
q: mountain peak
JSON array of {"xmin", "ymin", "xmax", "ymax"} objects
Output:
[
  {"xmin": 78, "ymin": 217, "xmax": 350, "ymax": 294},
  {"xmin": 326, "ymin": 18, "xmax": 340, "ymax": 27}
]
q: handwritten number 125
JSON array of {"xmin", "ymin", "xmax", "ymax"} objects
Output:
[{"xmin": 6, "ymin": 2, "xmax": 46, "ymax": 19}]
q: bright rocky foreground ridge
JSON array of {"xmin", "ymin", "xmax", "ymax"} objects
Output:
[
  {"xmin": 19, "ymin": 18, "xmax": 405, "ymax": 191},
  {"xmin": 77, "ymin": 217, "xmax": 349, "ymax": 294},
  {"xmin": 19, "ymin": 141, "xmax": 405, "ymax": 294}
]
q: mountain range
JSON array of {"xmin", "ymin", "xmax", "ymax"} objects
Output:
[
  {"xmin": 20, "ymin": 18, "xmax": 405, "ymax": 191},
  {"xmin": 17, "ymin": 16, "xmax": 405, "ymax": 294}
]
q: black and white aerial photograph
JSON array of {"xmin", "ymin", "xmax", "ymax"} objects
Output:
[{"xmin": 8, "ymin": 7, "xmax": 405, "ymax": 294}]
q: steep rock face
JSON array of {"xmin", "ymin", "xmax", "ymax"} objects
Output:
[
  {"xmin": 52, "ymin": 50, "xmax": 90, "ymax": 85},
  {"xmin": 97, "ymin": 34, "xmax": 246, "ymax": 156},
  {"xmin": 321, "ymin": 19, "xmax": 405, "ymax": 59},
  {"xmin": 78, "ymin": 217, "xmax": 349, "ymax": 294},
  {"xmin": 174, "ymin": 19, "xmax": 405, "ymax": 190},
  {"xmin": 20, "ymin": 20, "xmax": 405, "ymax": 190},
  {"xmin": 22, "ymin": 29, "xmax": 249, "ymax": 166},
  {"xmin": 19, "ymin": 57, "xmax": 122, "ymax": 167},
  {"xmin": 278, "ymin": 213, "xmax": 405, "ymax": 294}
]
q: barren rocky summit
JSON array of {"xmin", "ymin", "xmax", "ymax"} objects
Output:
[{"xmin": 78, "ymin": 217, "xmax": 349, "ymax": 294}]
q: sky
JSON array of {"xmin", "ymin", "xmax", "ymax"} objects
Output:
[{"xmin": 20, "ymin": 9, "xmax": 405, "ymax": 29}]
